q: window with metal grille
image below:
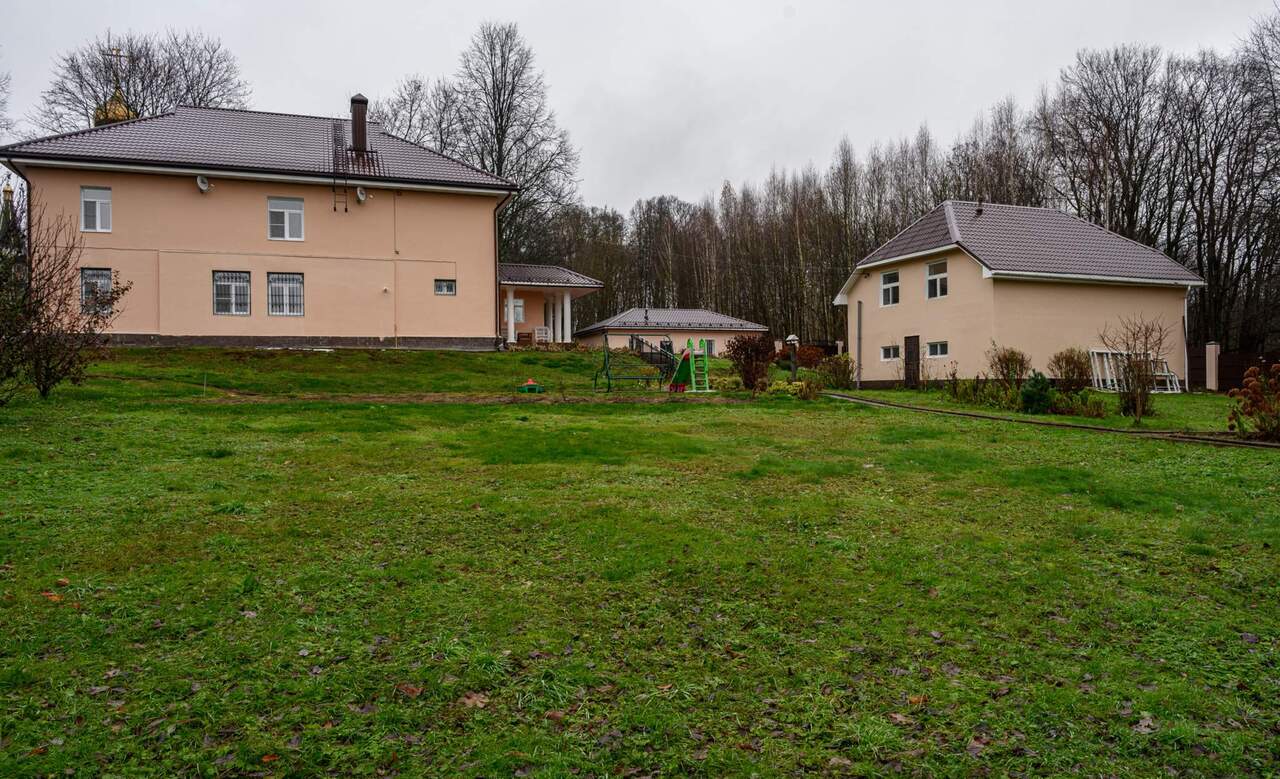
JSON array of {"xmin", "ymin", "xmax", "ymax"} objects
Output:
[
  {"xmin": 926, "ymin": 261, "xmax": 948, "ymax": 299},
  {"xmin": 434, "ymin": 279, "xmax": 456, "ymax": 295},
  {"xmin": 880, "ymin": 271, "xmax": 900, "ymax": 306},
  {"xmin": 80, "ymin": 268, "xmax": 112, "ymax": 313},
  {"xmin": 267, "ymin": 197, "xmax": 304, "ymax": 240},
  {"xmin": 213, "ymin": 271, "xmax": 250, "ymax": 315},
  {"xmin": 268, "ymin": 273, "xmax": 304, "ymax": 316},
  {"xmin": 81, "ymin": 187, "xmax": 112, "ymax": 232}
]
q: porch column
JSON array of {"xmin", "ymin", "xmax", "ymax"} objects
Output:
[
  {"xmin": 505, "ymin": 287, "xmax": 515, "ymax": 343},
  {"xmin": 548, "ymin": 294, "xmax": 558, "ymax": 342},
  {"xmin": 561, "ymin": 291, "xmax": 572, "ymax": 343}
]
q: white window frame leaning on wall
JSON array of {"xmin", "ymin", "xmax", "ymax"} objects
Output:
[
  {"xmin": 80, "ymin": 187, "xmax": 112, "ymax": 232},
  {"xmin": 267, "ymin": 197, "xmax": 304, "ymax": 241}
]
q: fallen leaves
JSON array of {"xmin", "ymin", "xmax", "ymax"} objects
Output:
[
  {"xmin": 395, "ymin": 682, "xmax": 423, "ymax": 699},
  {"xmin": 907, "ymin": 694, "xmax": 928, "ymax": 706},
  {"xmin": 888, "ymin": 713, "xmax": 914, "ymax": 726},
  {"xmin": 40, "ymin": 591, "xmax": 63, "ymax": 603},
  {"xmin": 459, "ymin": 691, "xmax": 489, "ymax": 709},
  {"xmin": 1132, "ymin": 715, "xmax": 1158, "ymax": 734}
]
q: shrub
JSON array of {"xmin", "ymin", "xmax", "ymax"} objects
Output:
[
  {"xmin": 764, "ymin": 379, "xmax": 820, "ymax": 400},
  {"xmin": 1020, "ymin": 370, "xmax": 1053, "ymax": 414},
  {"xmin": 1098, "ymin": 316, "xmax": 1171, "ymax": 424},
  {"xmin": 1227, "ymin": 363, "xmax": 1280, "ymax": 441},
  {"xmin": 796, "ymin": 345, "xmax": 825, "ymax": 369},
  {"xmin": 1049, "ymin": 388, "xmax": 1107, "ymax": 418},
  {"xmin": 724, "ymin": 334, "xmax": 775, "ymax": 395},
  {"xmin": 816, "ymin": 354, "xmax": 856, "ymax": 390},
  {"xmin": 986, "ymin": 343, "xmax": 1032, "ymax": 392},
  {"xmin": 711, "ymin": 375, "xmax": 744, "ymax": 393},
  {"xmin": 1047, "ymin": 347, "xmax": 1092, "ymax": 394}
]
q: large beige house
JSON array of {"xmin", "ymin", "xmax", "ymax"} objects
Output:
[
  {"xmin": 834, "ymin": 201, "xmax": 1204, "ymax": 386},
  {"xmin": 0, "ymin": 96, "xmax": 599, "ymax": 349}
]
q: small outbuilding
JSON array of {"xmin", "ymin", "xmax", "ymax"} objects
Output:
[{"xmin": 575, "ymin": 307, "xmax": 768, "ymax": 355}]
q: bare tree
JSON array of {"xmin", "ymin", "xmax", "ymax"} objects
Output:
[
  {"xmin": 0, "ymin": 66, "xmax": 12, "ymax": 138},
  {"xmin": 1, "ymin": 196, "xmax": 131, "ymax": 400},
  {"xmin": 1098, "ymin": 315, "xmax": 1172, "ymax": 424},
  {"xmin": 453, "ymin": 22, "xmax": 579, "ymax": 261},
  {"xmin": 369, "ymin": 75, "xmax": 464, "ymax": 155},
  {"xmin": 30, "ymin": 30, "xmax": 250, "ymax": 134}
]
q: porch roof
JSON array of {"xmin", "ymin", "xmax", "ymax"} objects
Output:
[{"xmin": 498, "ymin": 263, "xmax": 603, "ymax": 289}]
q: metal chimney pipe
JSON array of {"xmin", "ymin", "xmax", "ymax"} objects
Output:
[{"xmin": 350, "ymin": 94, "xmax": 368, "ymax": 154}]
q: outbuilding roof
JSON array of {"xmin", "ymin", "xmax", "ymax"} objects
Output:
[
  {"xmin": 0, "ymin": 106, "xmax": 514, "ymax": 191},
  {"xmin": 499, "ymin": 263, "xmax": 603, "ymax": 288},
  {"xmin": 575, "ymin": 307, "xmax": 768, "ymax": 337},
  {"xmin": 837, "ymin": 201, "xmax": 1202, "ymax": 303}
]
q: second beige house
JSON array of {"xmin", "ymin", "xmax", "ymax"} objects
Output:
[{"xmin": 834, "ymin": 201, "xmax": 1204, "ymax": 387}]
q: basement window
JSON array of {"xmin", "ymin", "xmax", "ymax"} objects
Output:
[
  {"xmin": 268, "ymin": 273, "xmax": 304, "ymax": 316},
  {"xmin": 213, "ymin": 271, "xmax": 251, "ymax": 316},
  {"xmin": 880, "ymin": 271, "xmax": 900, "ymax": 306},
  {"xmin": 927, "ymin": 341, "xmax": 949, "ymax": 358},
  {"xmin": 926, "ymin": 261, "xmax": 948, "ymax": 299},
  {"xmin": 267, "ymin": 197, "xmax": 304, "ymax": 241},
  {"xmin": 881, "ymin": 344, "xmax": 901, "ymax": 361},
  {"xmin": 80, "ymin": 187, "xmax": 112, "ymax": 232},
  {"xmin": 80, "ymin": 268, "xmax": 113, "ymax": 313}
]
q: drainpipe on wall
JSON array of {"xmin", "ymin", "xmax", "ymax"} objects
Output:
[
  {"xmin": 492, "ymin": 190, "xmax": 516, "ymax": 348},
  {"xmin": 855, "ymin": 300, "xmax": 863, "ymax": 389}
]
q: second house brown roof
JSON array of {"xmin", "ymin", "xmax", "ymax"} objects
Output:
[
  {"xmin": 576, "ymin": 308, "xmax": 768, "ymax": 337},
  {"xmin": 858, "ymin": 201, "xmax": 1201, "ymax": 284},
  {"xmin": 0, "ymin": 106, "xmax": 514, "ymax": 191}
]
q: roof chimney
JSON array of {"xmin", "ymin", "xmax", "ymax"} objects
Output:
[{"xmin": 350, "ymin": 94, "xmax": 368, "ymax": 155}]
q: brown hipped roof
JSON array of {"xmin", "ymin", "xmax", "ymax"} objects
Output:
[
  {"xmin": 499, "ymin": 263, "xmax": 603, "ymax": 288},
  {"xmin": 853, "ymin": 200, "xmax": 1202, "ymax": 285},
  {"xmin": 0, "ymin": 106, "xmax": 514, "ymax": 191},
  {"xmin": 575, "ymin": 307, "xmax": 768, "ymax": 337}
]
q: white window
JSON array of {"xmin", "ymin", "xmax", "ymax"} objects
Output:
[
  {"xmin": 268, "ymin": 273, "xmax": 304, "ymax": 316},
  {"xmin": 80, "ymin": 268, "xmax": 112, "ymax": 313},
  {"xmin": 927, "ymin": 261, "xmax": 948, "ymax": 299},
  {"xmin": 927, "ymin": 341, "xmax": 949, "ymax": 358},
  {"xmin": 267, "ymin": 198, "xmax": 304, "ymax": 241},
  {"xmin": 880, "ymin": 271, "xmax": 900, "ymax": 306},
  {"xmin": 213, "ymin": 271, "xmax": 251, "ymax": 316},
  {"xmin": 504, "ymin": 298, "xmax": 525, "ymax": 323},
  {"xmin": 80, "ymin": 187, "xmax": 112, "ymax": 232},
  {"xmin": 881, "ymin": 344, "xmax": 901, "ymax": 361},
  {"xmin": 434, "ymin": 279, "xmax": 456, "ymax": 296}
]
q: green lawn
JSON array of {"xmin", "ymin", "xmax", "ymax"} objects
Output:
[
  {"xmin": 1, "ymin": 349, "xmax": 1277, "ymax": 776},
  {"xmin": 852, "ymin": 387, "xmax": 1234, "ymax": 433}
]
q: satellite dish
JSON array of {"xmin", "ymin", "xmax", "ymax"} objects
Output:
[
  {"xmin": 195, "ymin": 175, "xmax": 211, "ymax": 193},
  {"xmin": 355, "ymin": 186, "xmax": 367, "ymax": 204}
]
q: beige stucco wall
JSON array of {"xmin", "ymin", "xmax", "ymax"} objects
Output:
[
  {"xmin": 991, "ymin": 280, "xmax": 1189, "ymax": 378},
  {"xmin": 26, "ymin": 166, "xmax": 503, "ymax": 342},
  {"xmin": 579, "ymin": 329, "xmax": 766, "ymax": 355},
  {"xmin": 845, "ymin": 248, "xmax": 1191, "ymax": 382},
  {"xmin": 846, "ymin": 249, "xmax": 995, "ymax": 382}
]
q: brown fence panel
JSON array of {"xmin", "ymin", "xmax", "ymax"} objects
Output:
[
  {"xmin": 1217, "ymin": 351, "xmax": 1279, "ymax": 391},
  {"xmin": 1187, "ymin": 351, "xmax": 1206, "ymax": 389}
]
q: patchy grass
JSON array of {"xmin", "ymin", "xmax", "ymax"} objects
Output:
[
  {"xmin": 0, "ymin": 350, "xmax": 1277, "ymax": 776},
  {"xmin": 853, "ymin": 387, "xmax": 1233, "ymax": 433}
]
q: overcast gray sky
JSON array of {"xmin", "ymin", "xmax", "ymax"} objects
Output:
[{"xmin": 2, "ymin": 0, "xmax": 1273, "ymax": 208}]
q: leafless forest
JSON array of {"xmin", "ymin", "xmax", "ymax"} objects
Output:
[
  {"xmin": 5, "ymin": 14, "xmax": 1280, "ymax": 351},
  {"xmin": 541, "ymin": 14, "xmax": 1280, "ymax": 351}
]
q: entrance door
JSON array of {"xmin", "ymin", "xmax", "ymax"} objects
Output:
[{"xmin": 904, "ymin": 335, "xmax": 920, "ymax": 388}]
